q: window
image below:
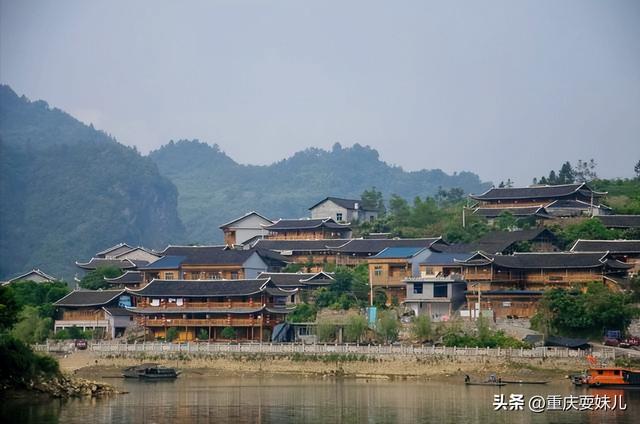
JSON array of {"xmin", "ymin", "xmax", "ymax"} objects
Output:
[
  {"xmin": 413, "ymin": 283, "xmax": 423, "ymax": 294},
  {"xmin": 374, "ymin": 266, "xmax": 383, "ymax": 277},
  {"xmin": 433, "ymin": 283, "xmax": 448, "ymax": 298},
  {"xmin": 231, "ymin": 272, "xmax": 239, "ymax": 279},
  {"xmin": 502, "ymin": 301, "xmax": 512, "ymax": 307},
  {"xmin": 370, "ymin": 215, "xmax": 375, "ymax": 222},
  {"xmin": 336, "ymin": 213, "xmax": 343, "ymax": 222},
  {"xmin": 165, "ymin": 272, "xmax": 174, "ymax": 280},
  {"xmin": 614, "ymin": 370, "xmax": 620, "ymax": 376},
  {"xmin": 423, "ymin": 267, "xmax": 434, "ymax": 275}
]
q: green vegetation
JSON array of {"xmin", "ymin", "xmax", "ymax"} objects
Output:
[
  {"xmin": 12, "ymin": 306, "xmax": 53, "ymax": 344},
  {"xmin": 221, "ymin": 326, "xmax": 237, "ymax": 340},
  {"xmin": 149, "ymin": 140, "xmax": 489, "ymax": 244},
  {"xmin": 531, "ymin": 282, "xmax": 640, "ymax": 338},
  {"xmin": 79, "ymin": 266, "xmax": 123, "ymax": 290},
  {"xmin": 197, "ymin": 328, "xmax": 209, "ymax": 340},
  {"xmin": 313, "ymin": 265, "xmax": 370, "ymax": 310},
  {"xmin": 343, "ymin": 315, "xmax": 368, "ymax": 343},
  {"xmin": 0, "ymin": 286, "xmax": 61, "ymax": 389},
  {"xmin": 287, "ymin": 303, "xmax": 318, "ymax": 323},
  {"xmin": 441, "ymin": 318, "xmax": 527, "ymax": 348},
  {"xmin": 165, "ymin": 327, "xmax": 179, "ymax": 342},
  {"xmin": 411, "ymin": 315, "xmax": 433, "ymax": 342},
  {"xmin": 316, "ymin": 319, "xmax": 337, "ymax": 342},
  {"xmin": 0, "ymin": 84, "xmax": 185, "ymax": 280},
  {"xmin": 376, "ymin": 311, "xmax": 399, "ymax": 343}
]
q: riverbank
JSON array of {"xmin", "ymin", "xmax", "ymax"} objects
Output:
[{"xmin": 60, "ymin": 349, "xmax": 587, "ymax": 382}]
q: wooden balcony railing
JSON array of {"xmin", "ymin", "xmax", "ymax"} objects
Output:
[
  {"xmin": 61, "ymin": 311, "xmax": 103, "ymax": 320},
  {"xmin": 141, "ymin": 318, "xmax": 262, "ymax": 327},
  {"xmin": 136, "ymin": 301, "xmax": 260, "ymax": 309}
]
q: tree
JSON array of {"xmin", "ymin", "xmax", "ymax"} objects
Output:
[
  {"xmin": 220, "ymin": 326, "xmax": 236, "ymax": 340},
  {"xmin": 411, "ymin": 315, "xmax": 432, "ymax": 342},
  {"xmin": 635, "ymin": 159, "xmax": 640, "ymax": 179},
  {"xmin": 79, "ymin": 266, "xmax": 123, "ymax": 290},
  {"xmin": 573, "ymin": 159, "xmax": 597, "ymax": 183},
  {"xmin": 197, "ymin": 328, "xmax": 209, "ymax": 340},
  {"xmin": 287, "ymin": 303, "xmax": 317, "ymax": 323},
  {"xmin": 361, "ymin": 187, "xmax": 386, "ymax": 214},
  {"xmin": 165, "ymin": 327, "xmax": 179, "ymax": 342},
  {"xmin": 495, "ymin": 211, "xmax": 517, "ymax": 231},
  {"xmin": 0, "ymin": 286, "xmax": 20, "ymax": 331},
  {"xmin": 376, "ymin": 311, "xmax": 399, "ymax": 343},
  {"xmin": 388, "ymin": 194, "xmax": 411, "ymax": 228},
  {"xmin": 344, "ymin": 315, "xmax": 368, "ymax": 343},
  {"xmin": 557, "ymin": 162, "xmax": 575, "ymax": 184},
  {"xmin": 5, "ymin": 281, "xmax": 69, "ymax": 319},
  {"xmin": 12, "ymin": 306, "xmax": 52, "ymax": 344}
]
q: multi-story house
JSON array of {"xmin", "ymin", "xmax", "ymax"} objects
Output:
[
  {"xmin": 262, "ymin": 218, "xmax": 352, "ymax": 240},
  {"xmin": 219, "ymin": 211, "xmax": 273, "ymax": 245},
  {"xmin": 308, "ymin": 197, "xmax": 379, "ymax": 223}
]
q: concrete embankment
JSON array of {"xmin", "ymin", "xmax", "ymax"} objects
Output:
[{"xmin": 60, "ymin": 349, "xmax": 589, "ymax": 381}]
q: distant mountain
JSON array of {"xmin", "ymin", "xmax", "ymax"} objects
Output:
[
  {"xmin": 0, "ymin": 85, "xmax": 185, "ymax": 280},
  {"xmin": 150, "ymin": 140, "xmax": 491, "ymax": 243}
]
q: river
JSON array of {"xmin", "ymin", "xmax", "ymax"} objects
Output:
[{"xmin": 3, "ymin": 373, "xmax": 639, "ymax": 423}]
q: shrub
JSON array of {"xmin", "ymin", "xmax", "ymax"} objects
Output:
[
  {"xmin": 376, "ymin": 311, "xmax": 399, "ymax": 343},
  {"xmin": 166, "ymin": 327, "xmax": 179, "ymax": 342},
  {"xmin": 411, "ymin": 315, "xmax": 432, "ymax": 342},
  {"xmin": 221, "ymin": 326, "xmax": 236, "ymax": 340},
  {"xmin": 316, "ymin": 320, "xmax": 336, "ymax": 342},
  {"xmin": 344, "ymin": 315, "xmax": 368, "ymax": 343},
  {"xmin": 197, "ymin": 328, "xmax": 209, "ymax": 340}
]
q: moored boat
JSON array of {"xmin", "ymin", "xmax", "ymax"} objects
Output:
[
  {"xmin": 586, "ymin": 367, "xmax": 640, "ymax": 388},
  {"xmin": 123, "ymin": 363, "xmax": 180, "ymax": 379},
  {"xmin": 464, "ymin": 381, "xmax": 507, "ymax": 386},
  {"xmin": 501, "ymin": 380, "xmax": 549, "ymax": 385}
]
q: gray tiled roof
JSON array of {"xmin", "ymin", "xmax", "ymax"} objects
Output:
[
  {"xmin": 263, "ymin": 218, "xmax": 351, "ymax": 231},
  {"xmin": 597, "ymin": 215, "xmax": 640, "ymax": 229},
  {"xmin": 470, "ymin": 183, "xmax": 603, "ymax": 201},
  {"xmin": 55, "ymin": 289, "xmax": 124, "ymax": 307},
  {"xmin": 308, "ymin": 197, "xmax": 377, "ymax": 211},
  {"xmin": 570, "ymin": 240, "xmax": 640, "ymax": 254},
  {"xmin": 127, "ymin": 278, "xmax": 271, "ymax": 297},
  {"xmin": 460, "ymin": 252, "xmax": 629, "ymax": 269},
  {"xmin": 473, "ymin": 206, "xmax": 551, "ymax": 219}
]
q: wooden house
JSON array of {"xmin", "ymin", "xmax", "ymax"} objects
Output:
[
  {"xmin": 441, "ymin": 229, "xmax": 560, "ymax": 255},
  {"xmin": 308, "ymin": 197, "xmax": 378, "ymax": 223},
  {"xmin": 53, "ymin": 289, "xmax": 135, "ymax": 338},
  {"xmin": 596, "ymin": 215, "xmax": 640, "ymax": 230},
  {"xmin": 257, "ymin": 271, "xmax": 335, "ymax": 303},
  {"xmin": 570, "ymin": 239, "xmax": 640, "ymax": 275},
  {"xmin": 219, "ymin": 211, "xmax": 273, "ymax": 245},
  {"xmin": 262, "ymin": 218, "xmax": 352, "ymax": 240},
  {"xmin": 76, "ymin": 243, "xmax": 161, "ymax": 272},
  {"xmin": 104, "ymin": 271, "xmax": 144, "ymax": 288},
  {"xmin": 139, "ymin": 245, "xmax": 288, "ymax": 284},
  {"xmin": 126, "ymin": 278, "xmax": 296, "ymax": 342},
  {"xmin": 470, "ymin": 183, "xmax": 611, "ymax": 218},
  {"xmin": 367, "ymin": 247, "xmax": 434, "ymax": 305}
]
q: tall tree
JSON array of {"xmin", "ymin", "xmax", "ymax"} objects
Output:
[
  {"xmin": 634, "ymin": 159, "xmax": 640, "ymax": 179},
  {"xmin": 360, "ymin": 187, "xmax": 386, "ymax": 214},
  {"xmin": 557, "ymin": 162, "xmax": 575, "ymax": 184},
  {"xmin": 573, "ymin": 159, "xmax": 597, "ymax": 183}
]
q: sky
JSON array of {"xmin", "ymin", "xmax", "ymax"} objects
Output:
[{"xmin": 1, "ymin": 0, "xmax": 639, "ymax": 185}]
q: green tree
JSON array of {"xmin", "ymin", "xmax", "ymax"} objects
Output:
[
  {"xmin": 557, "ymin": 161, "xmax": 575, "ymax": 184},
  {"xmin": 165, "ymin": 327, "xmax": 179, "ymax": 342},
  {"xmin": 220, "ymin": 326, "xmax": 236, "ymax": 340},
  {"xmin": 5, "ymin": 280, "xmax": 69, "ymax": 320},
  {"xmin": 12, "ymin": 306, "xmax": 52, "ymax": 344},
  {"xmin": 635, "ymin": 159, "xmax": 640, "ymax": 179},
  {"xmin": 574, "ymin": 159, "xmax": 597, "ymax": 183},
  {"xmin": 197, "ymin": 328, "xmax": 209, "ymax": 340},
  {"xmin": 287, "ymin": 303, "xmax": 318, "ymax": 323},
  {"xmin": 0, "ymin": 286, "xmax": 20, "ymax": 331},
  {"xmin": 344, "ymin": 315, "xmax": 368, "ymax": 343},
  {"xmin": 495, "ymin": 211, "xmax": 517, "ymax": 231},
  {"xmin": 376, "ymin": 311, "xmax": 399, "ymax": 343},
  {"xmin": 79, "ymin": 266, "xmax": 123, "ymax": 290},
  {"xmin": 361, "ymin": 187, "xmax": 386, "ymax": 214},
  {"xmin": 411, "ymin": 315, "xmax": 432, "ymax": 342}
]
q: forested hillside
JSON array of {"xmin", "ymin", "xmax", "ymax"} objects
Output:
[
  {"xmin": 149, "ymin": 140, "xmax": 491, "ymax": 242},
  {"xmin": 0, "ymin": 85, "xmax": 185, "ymax": 280}
]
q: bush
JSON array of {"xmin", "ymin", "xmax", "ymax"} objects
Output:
[
  {"xmin": 221, "ymin": 326, "xmax": 236, "ymax": 340},
  {"xmin": 0, "ymin": 333, "xmax": 60, "ymax": 387},
  {"xmin": 12, "ymin": 306, "xmax": 52, "ymax": 344},
  {"xmin": 411, "ymin": 315, "xmax": 432, "ymax": 342},
  {"xmin": 53, "ymin": 326, "xmax": 91, "ymax": 340},
  {"xmin": 287, "ymin": 303, "xmax": 317, "ymax": 323},
  {"xmin": 344, "ymin": 315, "xmax": 368, "ymax": 343},
  {"xmin": 197, "ymin": 328, "xmax": 209, "ymax": 340},
  {"xmin": 166, "ymin": 327, "xmax": 179, "ymax": 342},
  {"xmin": 376, "ymin": 311, "xmax": 399, "ymax": 343},
  {"xmin": 316, "ymin": 319, "xmax": 337, "ymax": 342}
]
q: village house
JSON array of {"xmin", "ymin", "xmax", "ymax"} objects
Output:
[
  {"xmin": 251, "ymin": 237, "xmax": 445, "ymax": 269},
  {"xmin": 469, "ymin": 183, "xmax": 611, "ymax": 218},
  {"xmin": 368, "ymin": 246, "xmax": 434, "ymax": 305},
  {"xmin": 2, "ymin": 268, "xmax": 58, "ymax": 285},
  {"xmin": 441, "ymin": 229, "xmax": 561, "ymax": 255},
  {"xmin": 257, "ymin": 271, "xmax": 335, "ymax": 303},
  {"xmin": 53, "ymin": 289, "xmax": 135, "ymax": 338},
  {"xmin": 308, "ymin": 196, "xmax": 378, "ymax": 223},
  {"xmin": 75, "ymin": 243, "xmax": 161, "ymax": 272},
  {"xmin": 104, "ymin": 270, "xmax": 144, "ymax": 288},
  {"xmin": 126, "ymin": 278, "xmax": 296, "ymax": 342},
  {"xmin": 596, "ymin": 215, "xmax": 640, "ymax": 230},
  {"xmin": 262, "ymin": 218, "xmax": 352, "ymax": 240},
  {"xmin": 459, "ymin": 251, "xmax": 631, "ymax": 318},
  {"xmin": 570, "ymin": 239, "xmax": 640, "ymax": 275},
  {"xmin": 139, "ymin": 245, "xmax": 288, "ymax": 284},
  {"xmin": 219, "ymin": 211, "xmax": 273, "ymax": 245}
]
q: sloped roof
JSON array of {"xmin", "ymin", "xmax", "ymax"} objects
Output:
[
  {"xmin": 160, "ymin": 246, "xmax": 256, "ymax": 265},
  {"xmin": 127, "ymin": 278, "xmax": 271, "ymax": 297},
  {"xmin": 252, "ymin": 239, "xmax": 351, "ymax": 252},
  {"xmin": 54, "ymin": 289, "xmax": 124, "ymax": 307},
  {"xmin": 104, "ymin": 270, "xmax": 143, "ymax": 284},
  {"xmin": 470, "ymin": 183, "xmax": 605, "ymax": 201},
  {"xmin": 473, "ymin": 206, "xmax": 551, "ymax": 219},
  {"xmin": 75, "ymin": 258, "xmax": 142, "ymax": 270},
  {"xmin": 257, "ymin": 272, "xmax": 335, "ymax": 287},
  {"xmin": 95, "ymin": 243, "xmax": 134, "ymax": 258},
  {"xmin": 372, "ymin": 247, "xmax": 426, "ymax": 259},
  {"xmin": 219, "ymin": 211, "xmax": 273, "ymax": 229},
  {"xmin": 597, "ymin": 215, "xmax": 640, "ymax": 229},
  {"xmin": 420, "ymin": 252, "xmax": 474, "ymax": 265},
  {"xmin": 308, "ymin": 197, "xmax": 377, "ymax": 211},
  {"xmin": 263, "ymin": 218, "xmax": 351, "ymax": 231},
  {"xmin": 570, "ymin": 239, "xmax": 640, "ymax": 254},
  {"xmin": 6, "ymin": 269, "xmax": 57, "ymax": 284},
  {"xmin": 459, "ymin": 252, "xmax": 630, "ymax": 269},
  {"xmin": 546, "ymin": 199, "xmax": 611, "ymax": 211},
  {"xmin": 335, "ymin": 238, "xmax": 443, "ymax": 254}
]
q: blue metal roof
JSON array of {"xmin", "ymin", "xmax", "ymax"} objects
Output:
[
  {"xmin": 421, "ymin": 252, "xmax": 473, "ymax": 265},
  {"xmin": 372, "ymin": 247, "xmax": 425, "ymax": 259},
  {"xmin": 139, "ymin": 255, "xmax": 186, "ymax": 270}
]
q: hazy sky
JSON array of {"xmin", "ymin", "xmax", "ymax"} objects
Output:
[{"xmin": 1, "ymin": 1, "xmax": 639, "ymax": 184}]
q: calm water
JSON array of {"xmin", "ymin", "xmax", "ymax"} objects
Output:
[{"xmin": 2, "ymin": 374, "xmax": 639, "ymax": 423}]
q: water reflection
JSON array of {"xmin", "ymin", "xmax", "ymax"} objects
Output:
[{"xmin": 2, "ymin": 375, "xmax": 639, "ymax": 423}]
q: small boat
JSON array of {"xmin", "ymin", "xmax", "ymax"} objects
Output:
[
  {"xmin": 501, "ymin": 380, "xmax": 550, "ymax": 385},
  {"xmin": 122, "ymin": 363, "xmax": 180, "ymax": 379},
  {"xmin": 585, "ymin": 367, "xmax": 640, "ymax": 388},
  {"xmin": 465, "ymin": 381, "xmax": 506, "ymax": 386}
]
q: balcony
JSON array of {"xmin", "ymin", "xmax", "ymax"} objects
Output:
[
  {"xmin": 141, "ymin": 318, "xmax": 263, "ymax": 327},
  {"xmin": 136, "ymin": 301, "xmax": 261, "ymax": 310}
]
